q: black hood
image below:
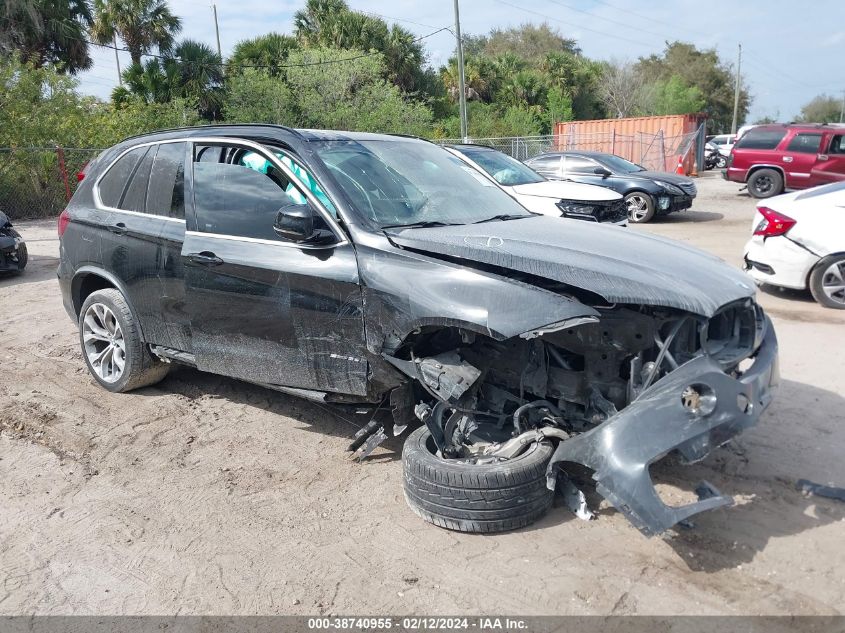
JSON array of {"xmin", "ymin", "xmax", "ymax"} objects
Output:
[
  {"xmin": 387, "ymin": 216, "xmax": 754, "ymax": 317},
  {"xmin": 625, "ymin": 170, "xmax": 694, "ymax": 186}
]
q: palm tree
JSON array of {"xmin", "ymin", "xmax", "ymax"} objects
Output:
[
  {"xmin": 91, "ymin": 0, "xmax": 181, "ymax": 66},
  {"xmin": 227, "ymin": 32, "xmax": 297, "ymax": 78},
  {"xmin": 1, "ymin": 0, "xmax": 93, "ymax": 73}
]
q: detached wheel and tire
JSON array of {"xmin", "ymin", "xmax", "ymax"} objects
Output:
[
  {"xmin": 809, "ymin": 255, "xmax": 845, "ymax": 309},
  {"xmin": 747, "ymin": 168, "xmax": 783, "ymax": 198},
  {"xmin": 624, "ymin": 192, "xmax": 655, "ymax": 223},
  {"xmin": 402, "ymin": 426, "xmax": 554, "ymax": 533},
  {"xmin": 79, "ymin": 288, "xmax": 170, "ymax": 392}
]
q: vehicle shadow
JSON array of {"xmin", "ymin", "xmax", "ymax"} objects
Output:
[
  {"xmin": 757, "ymin": 282, "xmax": 816, "ymax": 305},
  {"xmin": 653, "ymin": 210, "xmax": 724, "ymax": 223},
  {"xmin": 145, "ymin": 364, "xmax": 403, "ymax": 461},
  {"xmin": 0, "ymin": 254, "xmax": 58, "ymax": 286}
]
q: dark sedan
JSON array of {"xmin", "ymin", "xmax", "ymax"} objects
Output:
[{"xmin": 525, "ymin": 151, "xmax": 697, "ymax": 223}]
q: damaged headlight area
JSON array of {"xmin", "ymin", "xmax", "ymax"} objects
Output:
[
  {"xmin": 556, "ymin": 199, "xmax": 628, "ymax": 224},
  {"xmin": 390, "ymin": 299, "xmax": 778, "ymax": 536}
]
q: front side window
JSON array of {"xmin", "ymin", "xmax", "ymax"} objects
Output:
[
  {"xmin": 735, "ymin": 129, "xmax": 786, "ymax": 150},
  {"xmin": 594, "ymin": 154, "xmax": 645, "ymax": 173},
  {"xmin": 192, "ymin": 143, "xmax": 327, "ymax": 242},
  {"xmin": 830, "ymin": 135, "xmax": 845, "ymax": 155},
  {"xmin": 785, "ymin": 133, "xmax": 823, "ymax": 154},
  {"xmin": 455, "ymin": 147, "xmax": 544, "ymax": 186},
  {"xmin": 312, "ymin": 139, "xmax": 531, "ymax": 228}
]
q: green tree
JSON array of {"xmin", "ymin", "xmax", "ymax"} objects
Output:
[
  {"xmin": 644, "ymin": 74, "xmax": 705, "ymax": 115},
  {"xmin": 223, "ymin": 69, "xmax": 296, "ymax": 124},
  {"xmin": 484, "ymin": 23, "xmax": 579, "ymax": 60},
  {"xmin": 0, "ymin": 0, "xmax": 93, "ymax": 73},
  {"xmin": 797, "ymin": 94, "xmax": 842, "ymax": 123},
  {"xmin": 91, "ymin": 0, "xmax": 181, "ymax": 66},
  {"xmin": 636, "ymin": 42, "xmax": 750, "ymax": 132},
  {"xmin": 227, "ymin": 32, "xmax": 298, "ymax": 77}
]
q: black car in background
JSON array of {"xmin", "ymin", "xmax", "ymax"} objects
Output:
[
  {"xmin": 524, "ymin": 151, "xmax": 697, "ymax": 223},
  {"xmin": 57, "ymin": 125, "xmax": 777, "ymax": 538},
  {"xmin": 0, "ymin": 210, "xmax": 27, "ymax": 273}
]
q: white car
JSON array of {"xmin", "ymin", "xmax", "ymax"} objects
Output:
[
  {"xmin": 444, "ymin": 144, "xmax": 627, "ymax": 225},
  {"xmin": 709, "ymin": 133, "xmax": 737, "ymax": 157},
  {"xmin": 743, "ymin": 181, "xmax": 845, "ymax": 308}
]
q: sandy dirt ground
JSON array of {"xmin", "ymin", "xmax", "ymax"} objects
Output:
[{"xmin": 1, "ymin": 175, "xmax": 844, "ymax": 615}]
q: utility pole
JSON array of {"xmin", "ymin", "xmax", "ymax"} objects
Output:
[
  {"xmin": 453, "ymin": 0, "xmax": 468, "ymax": 142},
  {"xmin": 113, "ymin": 34, "xmax": 122, "ymax": 86},
  {"xmin": 212, "ymin": 3, "xmax": 222, "ymax": 60},
  {"xmin": 730, "ymin": 43, "xmax": 742, "ymax": 135},
  {"xmin": 840, "ymin": 89, "xmax": 844, "ymax": 124}
]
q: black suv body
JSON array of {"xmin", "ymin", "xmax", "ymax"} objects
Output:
[{"xmin": 58, "ymin": 125, "xmax": 778, "ymax": 536}]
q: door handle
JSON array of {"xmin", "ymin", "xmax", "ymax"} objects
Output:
[
  {"xmin": 818, "ymin": 154, "xmax": 829, "ymax": 160},
  {"xmin": 783, "ymin": 156, "xmax": 793, "ymax": 163},
  {"xmin": 186, "ymin": 251, "xmax": 224, "ymax": 266},
  {"xmin": 108, "ymin": 222, "xmax": 127, "ymax": 234}
]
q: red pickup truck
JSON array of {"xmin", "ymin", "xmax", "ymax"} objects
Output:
[{"xmin": 724, "ymin": 123, "xmax": 845, "ymax": 198}]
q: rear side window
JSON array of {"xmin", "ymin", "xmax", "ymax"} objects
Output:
[
  {"xmin": 146, "ymin": 142, "xmax": 186, "ymax": 219},
  {"xmin": 735, "ymin": 129, "xmax": 787, "ymax": 150},
  {"xmin": 98, "ymin": 146, "xmax": 147, "ymax": 208},
  {"xmin": 529, "ymin": 155, "xmax": 560, "ymax": 170},
  {"xmin": 563, "ymin": 156, "xmax": 599, "ymax": 174},
  {"xmin": 119, "ymin": 147, "xmax": 155, "ymax": 212},
  {"xmin": 785, "ymin": 133, "xmax": 822, "ymax": 154}
]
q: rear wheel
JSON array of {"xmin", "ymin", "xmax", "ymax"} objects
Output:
[
  {"xmin": 624, "ymin": 192, "xmax": 655, "ymax": 223},
  {"xmin": 79, "ymin": 288, "xmax": 170, "ymax": 392},
  {"xmin": 402, "ymin": 426, "xmax": 555, "ymax": 533},
  {"xmin": 809, "ymin": 255, "xmax": 845, "ymax": 309},
  {"xmin": 747, "ymin": 168, "xmax": 783, "ymax": 199},
  {"xmin": 715, "ymin": 154, "xmax": 727, "ymax": 168}
]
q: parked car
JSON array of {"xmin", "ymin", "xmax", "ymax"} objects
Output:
[
  {"xmin": 709, "ymin": 133, "xmax": 737, "ymax": 158},
  {"xmin": 725, "ymin": 123, "xmax": 845, "ymax": 198},
  {"xmin": 443, "ymin": 144, "xmax": 627, "ymax": 225},
  {"xmin": 704, "ymin": 142, "xmax": 725, "ymax": 169},
  {"xmin": 0, "ymin": 210, "xmax": 27, "ymax": 273},
  {"xmin": 743, "ymin": 181, "xmax": 845, "ymax": 309},
  {"xmin": 58, "ymin": 125, "xmax": 778, "ymax": 537},
  {"xmin": 525, "ymin": 151, "xmax": 697, "ymax": 223}
]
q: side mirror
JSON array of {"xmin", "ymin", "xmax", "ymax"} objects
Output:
[
  {"xmin": 273, "ymin": 202, "xmax": 334, "ymax": 244},
  {"xmin": 593, "ymin": 166, "xmax": 612, "ymax": 178}
]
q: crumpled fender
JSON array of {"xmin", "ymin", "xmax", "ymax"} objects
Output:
[
  {"xmin": 548, "ymin": 317, "xmax": 779, "ymax": 536},
  {"xmin": 356, "ymin": 243, "xmax": 599, "ymax": 353}
]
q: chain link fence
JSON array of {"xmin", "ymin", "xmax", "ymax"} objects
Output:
[
  {"xmin": 0, "ymin": 147, "xmax": 101, "ymax": 220},
  {"xmin": 435, "ymin": 128, "xmax": 702, "ymax": 173}
]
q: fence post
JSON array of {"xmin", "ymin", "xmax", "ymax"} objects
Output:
[
  {"xmin": 56, "ymin": 146, "xmax": 71, "ymax": 202},
  {"xmin": 658, "ymin": 130, "xmax": 666, "ymax": 171},
  {"xmin": 611, "ymin": 129, "xmax": 616, "ymax": 155}
]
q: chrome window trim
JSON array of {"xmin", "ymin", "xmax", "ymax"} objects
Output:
[
  {"xmin": 184, "ymin": 230, "xmax": 343, "ymax": 250},
  {"xmin": 93, "ymin": 138, "xmax": 187, "ymax": 223},
  {"xmin": 185, "ymin": 136, "xmax": 348, "ymax": 247}
]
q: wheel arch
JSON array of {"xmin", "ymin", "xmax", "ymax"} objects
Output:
[
  {"xmin": 71, "ymin": 267, "xmax": 145, "ymax": 339},
  {"xmin": 746, "ymin": 164, "xmax": 786, "ymax": 183}
]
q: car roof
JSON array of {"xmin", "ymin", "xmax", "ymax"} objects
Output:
[
  {"xmin": 747, "ymin": 123, "xmax": 845, "ymax": 133},
  {"xmin": 116, "ymin": 124, "xmax": 428, "ymax": 148},
  {"xmin": 530, "ymin": 151, "xmax": 608, "ymax": 159},
  {"xmin": 444, "ymin": 143, "xmax": 499, "ymax": 152}
]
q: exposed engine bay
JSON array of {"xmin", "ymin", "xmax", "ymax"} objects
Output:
[{"xmin": 385, "ymin": 299, "xmax": 778, "ymax": 536}]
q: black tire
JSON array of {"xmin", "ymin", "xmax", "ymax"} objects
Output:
[
  {"xmin": 78, "ymin": 288, "xmax": 170, "ymax": 392},
  {"xmin": 809, "ymin": 254, "xmax": 845, "ymax": 309},
  {"xmin": 402, "ymin": 426, "xmax": 555, "ymax": 533},
  {"xmin": 747, "ymin": 168, "xmax": 783, "ymax": 199},
  {"xmin": 8, "ymin": 229, "xmax": 27, "ymax": 271},
  {"xmin": 624, "ymin": 191, "xmax": 656, "ymax": 223},
  {"xmin": 715, "ymin": 154, "xmax": 727, "ymax": 168}
]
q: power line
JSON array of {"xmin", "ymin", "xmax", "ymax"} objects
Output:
[{"xmin": 544, "ymin": 0, "xmax": 671, "ymax": 42}]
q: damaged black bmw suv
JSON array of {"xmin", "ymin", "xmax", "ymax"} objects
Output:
[{"xmin": 58, "ymin": 125, "xmax": 779, "ymax": 536}]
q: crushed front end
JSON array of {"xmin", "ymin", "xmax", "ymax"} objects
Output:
[
  {"xmin": 0, "ymin": 212, "xmax": 27, "ymax": 273},
  {"xmin": 389, "ymin": 298, "xmax": 778, "ymax": 536}
]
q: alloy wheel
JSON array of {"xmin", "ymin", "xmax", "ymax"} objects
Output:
[
  {"xmin": 82, "ymin": 302, "xmax": 126, "ymax": 383},
  {"xmin": 821, "ymin": 260, "xmax": 845, "ymax": 306},
  {"xmin": 626, "ymin": 195, "xmax": 650, "ymax": 222}
]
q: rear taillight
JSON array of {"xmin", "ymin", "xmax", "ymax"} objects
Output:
[
  {"xmin": 58, "ymin": 209, "xmax": 70, "ymax": 237},
  {"xmin": 753, "ymin": 206, "xmax": 795, "ymax": 237},
  {"xmin": 76, "ymin": 161, "xmax": 88, "ymax": 182}
]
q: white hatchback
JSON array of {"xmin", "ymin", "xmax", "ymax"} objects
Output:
[
  {"xmin": 444, "ymin": 145, "xmax": 627, "ymax": 225},
  {"xmin": 743, "ymin": 181, "xmax": 845, "ymax": 308}
]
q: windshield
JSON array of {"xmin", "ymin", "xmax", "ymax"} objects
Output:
[
  {"xmin": 455, "ymin": 147, "xmax": 545, "ymax": 186},
  {"xmin": 599, "ymin": 154, "xmax": 645, "ymax": 173},
  {"xmin": 312, "ymin": 139, "xmax": 533, "ymax": 228}
]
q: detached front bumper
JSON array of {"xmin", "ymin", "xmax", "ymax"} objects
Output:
[
  {"xmin": 0, "ymin": 233, "xmax": 25, "ymax": 272},
  {"xmin": 547, "ymin": 316, "xmax": 779, "ymax": 536}
]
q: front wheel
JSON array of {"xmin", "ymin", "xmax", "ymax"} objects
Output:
[
  {"xmin": 747, "ymin": 168, "xmax": 783, "ymax": 199},
  {"xmin": 809, "ymin": 255, "xmax": 845, "ymax": 309},
  {"xmin": 624, "ymin": 192, "xmax": 656, "ymax": 223},
  {"xmin": 402, "ymin": 426, "xmax": 554, "ymax": 533},
  {"xmin": 79, "ymin": 288, "xmax": 170, "ymax": 392},
  {"xmin": 715, "ymin": 155, "xmax": 727, "ymax": 168}
]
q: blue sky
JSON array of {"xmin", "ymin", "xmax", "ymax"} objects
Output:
[{"xmin": 77, "ymin": 0, "xmax": 844, "ymax": 125}]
